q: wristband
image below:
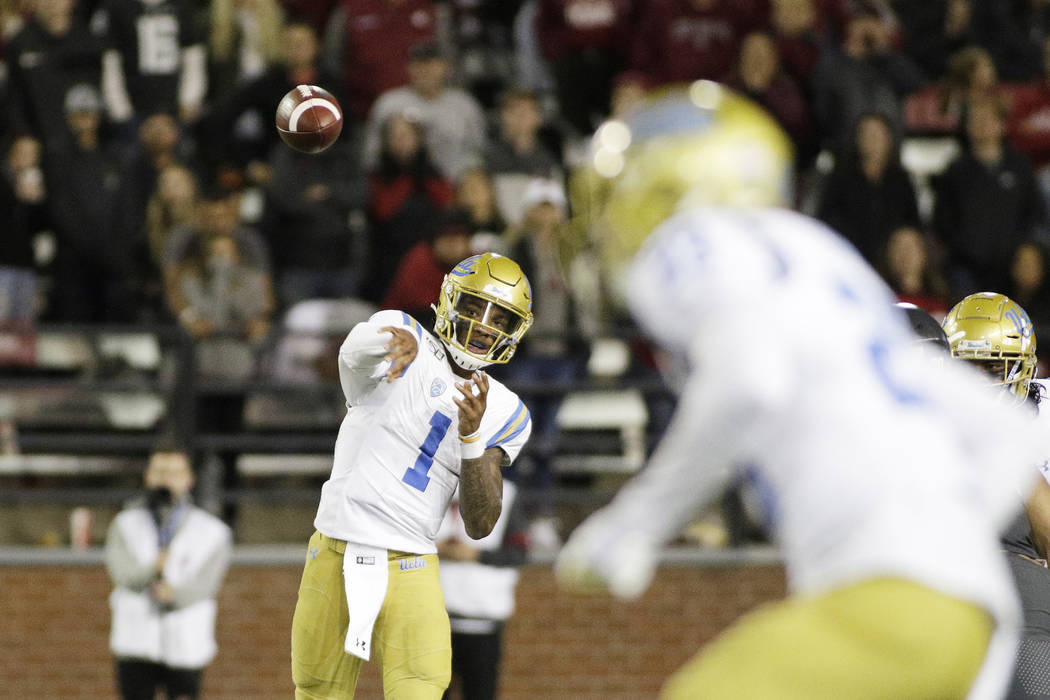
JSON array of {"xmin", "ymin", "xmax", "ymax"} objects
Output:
[{"xmin": 459, "ymin": 430, "xmax": 484, "ymax": 460}]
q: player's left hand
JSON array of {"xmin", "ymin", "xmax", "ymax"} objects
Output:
[
  {"xmin": 381, "ymin": 326, "xmax": 418, "ymax": 382},
  {"xmin": 454, "ymin": 370, "xmax": 488, "ymax": 436}
]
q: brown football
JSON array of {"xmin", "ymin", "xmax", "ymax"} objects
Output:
[{"xmin": 275, "ymin": 85, "xmax": 344, "ymax": 154}]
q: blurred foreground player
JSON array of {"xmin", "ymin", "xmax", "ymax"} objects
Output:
[
  {"xmin": 555, "ymin": 82, "xmax": 1045, "ymax": 699},
  {"xmin": 942, "ymin": 292, "xmax": 1050, "ymax": 700},
  {"xmin": 292, "ymin": 253, "xmax": 534, "ymax": 699}
]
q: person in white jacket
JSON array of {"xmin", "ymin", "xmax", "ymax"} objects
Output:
[
  {"xmin": 555, "ymin": 82, "xmax": 1046, "ymax": 699},
  {"xmin": 105, "ymin": 443, "xmax": 232, "ymax": 700}
]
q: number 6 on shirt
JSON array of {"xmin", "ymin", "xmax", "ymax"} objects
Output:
[{"xmin": 402, "ymin": 412, "xmax": 453, "ymax": 491}]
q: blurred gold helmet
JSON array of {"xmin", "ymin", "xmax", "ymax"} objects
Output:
[
  {"xmin": 433, "ymin": 253, "xmax": 534, "ymax": 371},
  {"xmin": 941, "ymin": 292, "xmax": 1037, "ymax": 403},
  {"xmin": 571, "ymin": 80, "xmax": 794, "ymax": 300}
]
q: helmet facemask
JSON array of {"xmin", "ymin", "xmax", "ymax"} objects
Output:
[
  {"xmin": 942, "ymin": 292, "xmax": 1038, "ymax": 406},
  {"xmin": 445, "ymin": 291, "xmax": 525, "ymax": 365},
  {"xmin": 953, "ymin": 343, "xmax": 1035, "ymax": 404}
]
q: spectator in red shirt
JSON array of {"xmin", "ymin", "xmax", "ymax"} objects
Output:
[
  {"xmin": 364, "ymin": 112, "xmax": 454, "ymax": 302},
  {"xmin": 629, "ymin": 0, "xmax": 766, "ymax": 88},
  {"xmin": 321, "ymin": 0, "xmax": 437, "ymax": 119},
  {"xmin": 380, "ymin": 209, "xmax": 473, "ymax": 327},
  {"xmin": 535, "ymin": 0, "xmax": 635, "ymax": 135}
]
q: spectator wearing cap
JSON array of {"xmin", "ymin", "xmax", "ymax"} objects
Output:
[
  {"xmin": 496, "ymin": 177, "xmax": 588, "ymax": 516},
  {"xmin": 43, "ymin": 82, "xmax": 128, "ymax": 322},
  {"xmin": 362, "ymin": 41, "xmax": 487, "ymax": 180},
  {"xmin": 5, "ymin": 0, "xmax": 103, "ymax": 151},
  {"xmin": 322, "ymin": 0, "xmax": 438, "ymax": 119},
  {"xmin": 379, "ymin": 208, "xmax": 474, "ymax": 327}
]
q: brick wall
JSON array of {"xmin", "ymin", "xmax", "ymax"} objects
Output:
[{"xmin": 0, "ymin": 563, "xmax": 786, "ymax": 699}]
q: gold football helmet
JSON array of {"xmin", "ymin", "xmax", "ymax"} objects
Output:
[
  {"xmin": 941, "ymin": 292, "xmax": 1037, "ymax": 403},
  {"xmin": 433, "ymin": 253, "xmax": 534, "ymax": 371},
  {"xmin": 571, "ymin": 80, "xmax": 794, "ymax": 300}
]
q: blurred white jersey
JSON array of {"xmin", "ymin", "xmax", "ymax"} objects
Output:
[
  {"xmin": 314, "ymin": 310, "xmax": 531, "ymax": 554},
  {"xmin": 603, "ymin": 207, "xmax": 1042, "ymax": 646}
]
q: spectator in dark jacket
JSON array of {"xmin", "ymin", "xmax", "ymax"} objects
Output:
[
  {"xmin": 265, "ymin": 131, "xmax": 368, "ymax": 310},
  {"xmin": 934, "ymin": 97, "xmax": 1050, "ymax": 297},
  {"xmin": 44, "ymin": 83, "xmax": 127, "ymax": 322},
  {"xmin": 5, "ymin": 0, "xmax": 103, "ymax": 150},
  {"xmin": 817, "ymin": 112, "xmax": 921, "ymax": 268},
  {"xmin": 725, "ymin": 30, "xmax": 817, "ymax": 171}
]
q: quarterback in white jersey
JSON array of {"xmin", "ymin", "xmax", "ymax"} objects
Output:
[
  {"xmin": 556, "ymin": 83, "xmax": 1045, "ymax": 699},
  {"xmin": 293, "ymin": 253, "xmax": 534, "ymax": 700}
]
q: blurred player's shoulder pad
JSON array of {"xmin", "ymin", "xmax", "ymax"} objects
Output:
[{"xmin": 625, "ymin": 208, "xmax": 884, "ymax": 354}]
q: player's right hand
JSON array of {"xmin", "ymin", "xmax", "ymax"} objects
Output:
[
  {"xmin": 381, "ymin": 326, "xmax": 418, "ymax": 382},
  {"xmin": 556, "ymin": 513, "xmax": 657, "ymax": 600}
]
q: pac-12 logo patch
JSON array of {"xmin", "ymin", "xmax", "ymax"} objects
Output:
[{"xmin": 430, "ymin": 378, "xmax": 446, "ymax": 397}]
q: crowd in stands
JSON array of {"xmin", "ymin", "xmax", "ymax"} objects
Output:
[{"xmin": 6, "ymin": 0, "xmax": 1050, "ymax": 382}]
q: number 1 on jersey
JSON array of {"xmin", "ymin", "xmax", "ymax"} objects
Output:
[{"xmin": 403, "ymin": 412, "xmax": 453, "ymax": 491}]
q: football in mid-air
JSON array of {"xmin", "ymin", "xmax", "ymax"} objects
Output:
[{"xmin": 275, "ymin": 85, "xmax": 343, "ymax": 154}]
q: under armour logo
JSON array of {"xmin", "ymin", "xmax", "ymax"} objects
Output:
[{"xmin": 356, "ymin": 639, "xmax": 367, "ymax": 650}]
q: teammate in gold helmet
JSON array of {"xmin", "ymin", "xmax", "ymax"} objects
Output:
[
  {"xmin": 433, "ymin": 253, "xmax": 534, "ymax": 371},
  {"xmin": 942, "ymin": 292, "xmax": 1037, "ymax": 405}
]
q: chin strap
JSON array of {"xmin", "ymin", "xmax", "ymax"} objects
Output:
[{"xmin": 445, "ymin": 342, "xmax": 492, "ymax": 372}]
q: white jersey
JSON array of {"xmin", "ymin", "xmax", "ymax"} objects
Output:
[
  {"xmin": 595, "ymin": 208, "xmax": 1043, "ymax": 637},
  {"xmin": 313, "ymin": 310, "xmax": 532, "ymax": 554},
  {"xmin": 1032, "ymin": 379, "xmax": 1050, "ymax": 487}
]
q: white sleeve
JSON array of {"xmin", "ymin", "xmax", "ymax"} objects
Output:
[
  {"xmin": 337, "ymin": 321, "xmax": 394, "ymax": 404},
  {"xmin": 101, "ymin": 49, "xmax": 134, "ymax": 122},
  {"xmin": 177, "ymin": 44, "xmax": 207, "ymax": 113},
  {"xmin": 482, "ymin": 394, "xmax": 532, "ymax": 465}
]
